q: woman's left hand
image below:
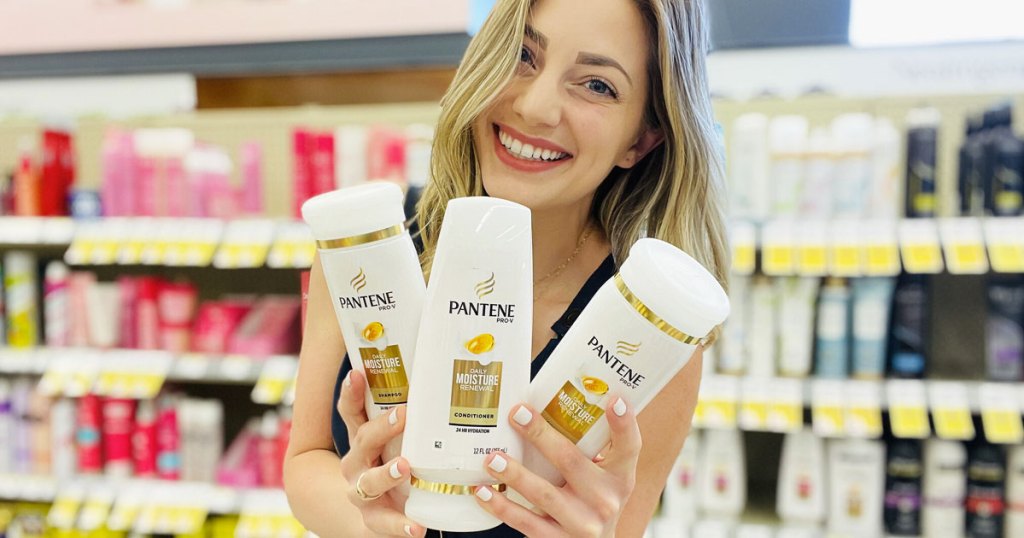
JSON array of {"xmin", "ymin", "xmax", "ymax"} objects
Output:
[{"xmin": 473, "ymin": 397, "xmax": 642, "ymax": 538}]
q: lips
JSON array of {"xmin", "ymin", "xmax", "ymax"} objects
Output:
[{"xmin": 490, "ymin": 124, "xmax": 572, "ymax": 173}]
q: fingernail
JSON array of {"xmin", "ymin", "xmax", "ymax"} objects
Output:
[
  {"xmin": 390, "ymin": 462, "xmax": 402, "ymax": 479},
  {"xmin": 345, "ymin": 372, "xmax": 352, "ymax": 387},
  {"xmin": 512, "ymin": 406, "xmax": 532, "ymax": 426},
  {"xmin": 613, "ymin": 398, "xmax": 627, "ymax": 417},
  {"xmin": 388, "ymin": 408, "xmax": 398, "ymax": 425},
  {"xmin": 404, "ymin": 524, "xmax": 414, "ymax": 537},
  {"xmin": 475, "ymin": 486, "xmax": 493, "ymax": 502},
  {"xmin": 488, "ymin": 454, "xmax": 507, "ymax": 473}
]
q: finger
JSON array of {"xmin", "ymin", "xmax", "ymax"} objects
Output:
[
  {"xmin": 509, "ymin": 404, "xmax": 594, "ymax": 487},
  {"xmin": 338, "ymin": 369, "xmax": 368, "ymax": 446},
  {"xmin": 473, "ymin": 485, "xmax": 566, "ymax": 538},
  {"xmin": 483, "ymin": 452, "xmax": 589, "ymax": 533},
  {"xmin": 351, "ymin": 405, "xmax": 406, "ymax": 467},
  {"xmin": 362, "ymin": 504, "xmax": 426, "ymax": 538},
  {"xmin": 596, "ymin": 396, "xmax": 642, "ymax": 477}
]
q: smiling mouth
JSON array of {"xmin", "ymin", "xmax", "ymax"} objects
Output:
[{"xmin": 493, "ymin": 125, "xmax": 572, "ymax": 162}]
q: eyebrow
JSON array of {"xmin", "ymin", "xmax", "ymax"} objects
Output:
[{"xmin": 523, "ymin": 23, "xmax": 633, "ymax": 88}]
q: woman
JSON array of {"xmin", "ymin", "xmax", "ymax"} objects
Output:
[{"xmin": 284, "ymin": 0, "xmax": 727, "ymax": 536}]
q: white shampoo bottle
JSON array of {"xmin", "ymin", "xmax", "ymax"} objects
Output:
[
  {"xmin": 526, "ymin": 238, "xmax": 729, "ymax": 487},
  {"xmin": 302, "ymin": 183, "xmax": 426, "ymax": 441},
  {"xmin": 777, "ymin": 429, "xmax": 826, "ymax": 525},
  {"xmin": 698, "ymin": 428, "xmax": 747, "ymax": 519},
  {"xmin": 922, "ymin": 439, "xmax": 967, "ymax": 538},
  {"xmin": 401, "ymin": 197, "xmax": 533, "ymax": 532}
]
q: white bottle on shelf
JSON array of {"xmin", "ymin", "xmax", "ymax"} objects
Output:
[
  {"xmin": 747, "ymin": 275, "xmax": 777, "ymax": 378},
  {"xmin": 768, "ymin": 115, "xmax": 809, "ymax": 218},
  {"xmin": 922, "ymin": 439, "xmax": 967, "ymax": 538},
  {"xmin": 662, "ymin": 432, "xmax": 701, "ymax": 525},
  {"xmin": 827, "ymin": 438, "xmax": 885, "ymax": 537},
  {"xmin": 777, "ymin": 429, "xmax": 827, "ymax": 525},
  {"xmin": 719, "ymin": 275, "xmax": 750, "ymax": 375},
  {"xmin": 698, "ymin": 428, "xmax": 746, "ymax": 519},
  {"xmin": 776, "ymin": 277, "xmax": 820, "ymax": 378},
  {"xmin": 730, "ymin": 113, "xmax": 770, "ymax": 222}
]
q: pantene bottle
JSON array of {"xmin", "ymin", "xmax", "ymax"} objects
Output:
[
  {"xmin": 301, "ymin": 183, "xmax": 426, "ymax": 425},
  {"xmin": 402, "ymin": 197, "xmax": 532, "ymax": 532},
  {"xmin": 526, "ymin": 238, "xmax": 729, "ymax": 486}
]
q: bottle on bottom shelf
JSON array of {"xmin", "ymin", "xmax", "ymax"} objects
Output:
[
  {"xmin": 777, "ymin": 430, "xmax": 826, "ymax": 526},
  {"xmin": 827, "ymin": 438, "xmax": 885, "ymax": 536},
  {"xmin": 923, "ymin": 439, "xmax": 967, "ymax": 538}
]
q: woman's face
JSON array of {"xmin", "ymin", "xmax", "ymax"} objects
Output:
[{"xmin": 472, "ymin": 0, "xmax": 661, "ymax": 215}]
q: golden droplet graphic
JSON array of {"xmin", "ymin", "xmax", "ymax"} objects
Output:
[
  {"xmin": 465, "ymin": 333, "xmax": 495, "ymax": 355},
  {"xmin": 362, "ymin": 322, "xmax": 385, "ymax": 342},
  {"xmin": 581, "ymin": 376, "xmax": 609, "ymax": 395}
]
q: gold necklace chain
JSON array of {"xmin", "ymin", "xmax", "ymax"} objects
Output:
[{"xmin": 534, "ymin": 223, "xmax": 594, "ymax": 288}]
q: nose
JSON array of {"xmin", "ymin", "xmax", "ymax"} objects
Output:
[{"xmin": 511, "ymin": 71, "xmax": 562, "ymax": 128}]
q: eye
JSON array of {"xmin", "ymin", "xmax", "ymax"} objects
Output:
[
  {"xmin": 584, "ymin": 78, "xmax": 618, "ymax": 99},
  {"xmin": 519, "ymin": 45, "xmax": 536, "ymax": 69}
]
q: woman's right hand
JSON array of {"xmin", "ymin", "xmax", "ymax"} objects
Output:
[{"xmin": 337, "ymin": 369, "xmax": 424, "ymax": 537}]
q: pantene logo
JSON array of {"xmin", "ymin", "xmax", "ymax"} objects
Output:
[
  {"xmin": 337, "ymin": 268, "xmax": 396, "ymax": 311},
  {"xmin": 588, "ymin": 336, "xmax": 646, "ymax": 389},
  {"xmin": 616, "ymin": 340, "xmax": 641, "ymax": 356},
  {"xmin": 351, "ymin": 268, "xmax": 367, "ymax": 293},
  {"xmin": 448, "ymin": 272, "xmax": 516, "ymax": 323}
]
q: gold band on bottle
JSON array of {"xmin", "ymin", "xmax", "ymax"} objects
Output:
[
  {"xmin": 410, "ymin": 476, "xmax": 507, "ymax": 496},
  {"xmin": 316, "ymin": 224, "xmax": 405, "ymax": 249},
  {"xmin": 614, "ymin": 274, "xmax": 705, "ymax": 345}
]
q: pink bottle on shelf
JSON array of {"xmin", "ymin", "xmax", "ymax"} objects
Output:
[
  {"xmin": 118, "ymin": 277, "xmax": 139, "ymax": 349},
  {"xmin": 292, "ymin": 129, "xmax": 315, "ymax": 218},
  {"xmin": 257, "ymin": 411, "xmax": 283, "ymax": 488},
  {"xmin": 101, "ymin": 130, "xmax": 136, "ymax": 216},
  {"xmin": 157, "ymin": 281, "xmax": 197, "ymax": 353},
  {"xmin": 102, "ymin": 398, "xmax": 136, "ymax": 477},
  {"xmin": 76, "ymin": 394, "xmax": 103, "ymax": 474},
  {"xmin": 312, "ymin": 133, "xmax": 336, "ymax": 196},
  {"xmin": 227, "ymin": 296, "xmax": 301, "ymax": 357},
  {"xmin": 135, "ymin": 277, "xmax": 162, "ymax": 350},
  {"xmin": 215, "ymin": 419, "xmax": 260, "ymax": 488},
  {"xmin": 165, "ymin": 156, "xmax": 188, "ymax": 218},
  {"xmin": 43, "ymin": 261, "xmax": 70, "ymax": 348},
  {"xmin": 132, "ymin": 399, "xmax": 158, "ymax": 477},
  {"xmin": 67, "ymin": 272, "xmax": 95, "ymax": 348},
  {"xmin": 367, "ymin": 126, "xmax": 407, "ymax": 184},
  {"xmin": 191, "ymin": 300, "xmax": 253, "ymax": 355},
  {"xmin": 240, "ymin": 142, "xmax": 264, "ymax": 216},
  {"xmin": 155, "ymin": 395, "xmax": 181, "ymax": 480}
]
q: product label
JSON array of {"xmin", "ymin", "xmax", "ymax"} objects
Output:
[
  {"xmin": 359, "ymin": 344, "xmax": 409, "ymax": 405},
  {"xmin": 541, "ymin": 380, "xmax": 607, "ymax": 443},
  {"xmin": 449, "ymin": 359, "xmax": 503, "ymax": 428}
]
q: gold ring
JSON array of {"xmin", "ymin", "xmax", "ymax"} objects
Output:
[{"xmin": 355, "ymin": 471, "xmax": 383, "ymax": 501}]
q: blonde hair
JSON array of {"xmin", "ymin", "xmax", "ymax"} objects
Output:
[{"xmin": 416, "ymin": 0, "xmax": 729, "ymax": 337}]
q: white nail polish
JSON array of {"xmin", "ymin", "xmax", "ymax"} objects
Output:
[
  {"xmin": 475, "ymin": 486, "xmax": 493, "ymax": 502},
  {"xmin": 512, "ymin": 406, "xmax": 532, "ymax": 426},
  {"xmin": 390, "ymin": 462, "xmax": 402, "ymax": 479},
  {"xmin": 488, "ymin": 455, "xmax": 507, "ymax": 473},
  {"xmin": 345, "ymin": 372, "xmax": 352, "ymax": 387},
  {"xmin": 404, "ymin": 524, "xmax": 414, "ymax": 537},
  {"xmin": 613, "ymin": 398, "xmax": 627, "ymax": 417},
  {"xmin": 388, "ymin": 408, "xmax": 398, "ymax": 425}
]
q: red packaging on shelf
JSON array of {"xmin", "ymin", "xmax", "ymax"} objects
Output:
[
  {"xmin": 40, "ymin": 130, "xmax": 63, "ymax": 216},
  {"xmin": 312, "ymin": 132, "xmax": 336, "ymax": 196},
  {"xmin": 291, "ymin": 128, "xmax": 316, "ymax": 218},
  {"xmin": 102, "ymin": 398, "xmax": 136, "ymax": 477},
  {"xmin": 76, "ymin": 394, "xmax": 103, "ymax": 474},
  {"xmin": 192, "ymin": 300, "xmax": 254, "ymax": 354}
]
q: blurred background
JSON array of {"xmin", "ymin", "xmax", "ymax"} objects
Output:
[{"xmin": 0, "ymin": 1, "xmax": 1023, "ymax": 537}]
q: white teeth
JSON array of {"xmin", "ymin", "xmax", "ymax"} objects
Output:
[{"xmin": 497, "ymin": 128, "xmax": 568, "ymax": 162}]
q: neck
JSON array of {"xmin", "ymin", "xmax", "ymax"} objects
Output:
[{"xmin": 531, "ymin": 203, "xmax": 592, "ymax": 283}]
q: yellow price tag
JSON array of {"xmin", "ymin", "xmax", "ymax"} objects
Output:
[
  {"xmin": 830, "ymin": 244, "xmax": 861, "ymax": 276},
  {"xmin": 933, "ymin": 407, "xmax": 975, "ymax": 440},
  {"xmin": 812, "ymin": 405, "xmax": 844, "ymax": 437},
  {"xmin": 732, "ymin": 245, "xmax": 755, "ymax": 275},
  {"xmin": 252, "ymin": 378, "xmax": 289, "ymax": 405},
  {"xmin": 989, "ymin": 243, "xmax": 1024, "ymax": 273},
  {"xmin": 739, "ymin": 401, "xmax": 768, "ymax": 431},
  {"xmin": 121, "ymin": 240, "xmax": 146, "ymax": 264},
  {"xmin": 798, "ymin": 245, "xmax": 827, "ymax": 276},
  {"xmin": 890, "ymin": 405, "xmax": 930, "ymax": 439},
  {"xmin": 982, "ymin": 409, "xmax": 1024, "ymax": 444},
  {"xmin": 865, "ymin": 244, "xmax": 900, "ymax": 276},
  {"xmin": 947, "ymin": 243, "xmax": 987, "ymax": 274},
  {"xmin": 767, "ymin": 402, "xmax": 802, "ymax": 432},
  {"xmin": 763, "ymin": 245, "xmax": 795, "ymax": 275},
  {"xmin": 703, "ymin": 399, "xmax": 738, "ymax": 428},
  {"xmin": 901, "ymin": 243, "xmax": 943, "ymax": 274},
  {"xmin": 847, "ymin": 406, "xmax": 883, "ymax": 438}
]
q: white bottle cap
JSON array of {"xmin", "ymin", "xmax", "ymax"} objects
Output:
[
  {"xmin": 437, "ymin": 197, "xmax": 531, "ymax": 247},
  {"xmin": 301, "ymin": 182, "xmax": 407, "ymax": 244},
  {"xmin": 617, "ymin": 238, "xmax": 729, "ymax": 342},
  {"xmin": 45, "ymin": 260, "xmax": 69, "ymax": 283}
]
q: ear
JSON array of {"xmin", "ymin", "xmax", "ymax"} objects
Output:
[{"xmin": 616, "ymin": 127, "xmax": 664, "ymax": 169}]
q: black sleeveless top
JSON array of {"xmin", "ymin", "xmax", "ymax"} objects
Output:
[{"xmin": 331, "ymin": 254, "xmax": 616, "ymax": 537}]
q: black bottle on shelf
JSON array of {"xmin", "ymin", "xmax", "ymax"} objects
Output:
[
  {"xmin": 990, "ymin": 132, "xmax": 1024, "ymax": 217},
  {"xmin": 958, "ymin": 115, "xmax": 986, "ymax": 216},
  {"xmin": 984, "ymin": 274, "xmax": 1024, "ymax": 382},
  {"xmin": 905, "ymin": 109, "xmax": 939, "ymax": 219},
  {"xmin": 888, "ymin": 273, "xmax": 929, "ymax": 379},
  {"xmin": 884, "ymin": 438, "xmax": 924, "ymax": 536},
  {"xmin": 965, "ymin": 442, "xmax": 1006, "ymax": 538},
  {"xmin": 981, "ymin": 102, "xmax": 1015, "ymax": 216}
]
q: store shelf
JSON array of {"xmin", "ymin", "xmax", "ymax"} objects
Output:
[
  {"xmin": 0, "ymin": 217, "xmax": 76, "ymax": 246},
  {"xmin": 695, "ymin": 374, "xmax": 1024, "ymax": 443},
  {"xmin": 0, "ymin": 0, "xmax": 471, "ymax": 78},
  {"xmin": 732, "ymin": 216, "xmax": 1024, "ymax": 276},
  {"xmin": 0, "ymin": 347, "xmax": 298, "ymax": 403},
  {"xmin": 0, "ymin": 473, "xmax": 301, "ymax": 536}
]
